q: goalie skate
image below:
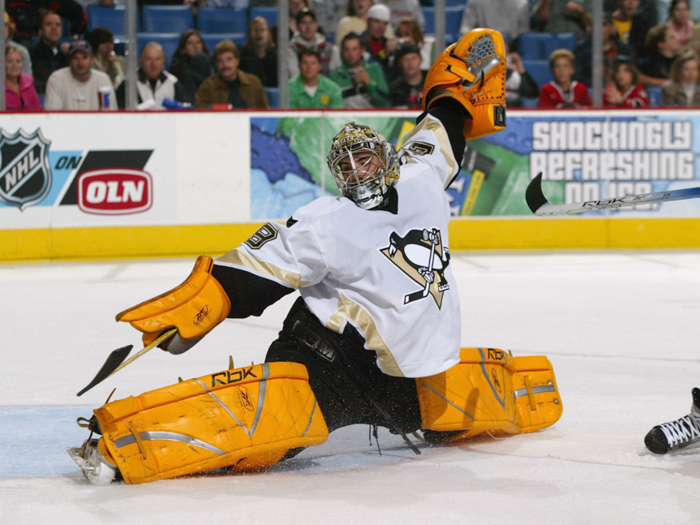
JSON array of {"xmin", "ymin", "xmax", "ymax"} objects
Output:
[
  {"xmin": 645, "ymin": 388, "xmax": 700, "ymax": 454},
  {"xmin": 68, "ymin": 438, "xmax": 119, "ymax": 485}
]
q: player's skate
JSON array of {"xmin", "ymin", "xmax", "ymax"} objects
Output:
[
  {"xmin": 68, "ymin": 438, "xmax": 119, "ymax": 485},
  {"xmin": 644, "ymin": 388, "xmax": 700, "ymax": 454}
]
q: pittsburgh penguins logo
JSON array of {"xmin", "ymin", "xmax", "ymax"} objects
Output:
[{"xmin": 380, "ymin": 228, "xmax": 451, "ymax": 308}]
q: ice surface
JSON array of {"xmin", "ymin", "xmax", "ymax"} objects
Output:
[{"xmin": 2, "ymin": 252, "xmax": 700, "ymax": 524}]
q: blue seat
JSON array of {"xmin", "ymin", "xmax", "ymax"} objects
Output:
[
  {"xmin": 265, "ymin": 87, "xmax": 279, "ymax": 108},
  {"xmin": 444, "ymin": 6, "xmax": 463, "ymax": 42},
  {"xmin": 250, "ymin": 7, "xmax": 277, "ymax": 27},
  {"xmin": 519, "ymin": 32, "xmax": 550, "ymax": 59},
  {"xmin": 137, "ymin": 33, "xmax": 181, "ymax": 67},
  {"xmin": 445, "ymin": 0, "xmax": 465, "ymax": 6},
  {"xmin": 522, "ymin": 59, "xmax": 552, "ymax": 87},
  {"xmin": 422, "ymin": 7, "xmax": 434, "ymax": 34},
  {"xmin": 646, "ymin": 86, "xmax": 662, "ymax": 107},
  {"xmin": 87, "ymin": 6, "xmax": 137, "ymax": 35},
  {"xmin": 198, "ymin": 7, "xmax": 249, "ymax": 34},
  {"xmin": 202, "ymin": 33, "xmax": 247, "ymax": 51},
  {"xmin": 543, "ymin": 32, "xmax": 576, "ymax": 57},
  {"xmin": 142, "ymin": 6, "xmax": 194, "ymax": 33}
]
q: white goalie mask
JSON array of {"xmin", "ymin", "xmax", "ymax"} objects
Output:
[{"xmin": 327, "ymin": 122, "xmax": 399, "ymax": 210}]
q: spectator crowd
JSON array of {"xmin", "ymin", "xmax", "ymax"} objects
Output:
[{"xmin": 6, "ymin": 0, "xmax": 700, "ymax": 111}]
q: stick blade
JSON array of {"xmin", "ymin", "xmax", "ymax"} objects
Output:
[
  {"xmin": 77, "ymin": 345, "xmax": 133, "ymax": 397},
  {"xmin": 525, "ymin": 172, "xmax": 548, "ymax": 214}
]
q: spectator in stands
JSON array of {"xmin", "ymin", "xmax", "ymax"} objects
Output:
[
  {"xmin": 289, "ymin": 8, "xmax": 341, "ymax": 77},
  {"xmin": 329, "ymin": 32, "xmax": 390, "ymax": 107},
  {"xmin": 311, "ymin": 0, "xmax": 347, "ymax": 36},
  {"xmin": 662, "ymin": 50, "xmax": 700, "ymax": 105},
  {"xmin": 29, "ymin": 11, "xmax": 69, "ymax": 94},
  {"xmin": 5, "ymin": 46, "xmax": 42, "ymax": 110},
  {"xmin": 44, "ymin": 40, "xmax": 117, "ymax": 110},
  {"xmin": 239, "ymin": 17, "xmax": 278, "ymax": 88},
  {"xmin": 116, "ymin": 42, "xmax": 185, "ymax": 110},
  {"xmin": 639, "ymin": 24, "xmax": 682, "ymax": 86},
  {"xmin": 389, "ymin": 43, "xmax": 424, "ymax": 108},
  {"xmin": 86, "ymin": 28, "xmax": 125, "ymax": 90},
  {"xmin": 532, "ymin": 0, "xmax": 592, "ymax": 40},
  {"xmin": 538, "ymin": 49, "xmax": 592, "ymax": 108},
  {"xmin": 271, "ymin": 0, "xmax": 310, "ymax": 43},
  {"xmin": 666, "ymin": 0, "xmax": 700, "ymax": 55},
  {"xmin": 4, "ymin": 12, "xmax": 32, "ymax": 76},
  {"xmin": 574, "ymin": 14, "xmax": 632, "ymax": 88},
  {"xmin": 384, "ymin": 0, "xmax": 424, "ymax": 31},
  {"xmin": 460, "ymin": 0, "xmax": 530, "ymax": 43},
  {"xmin": 361, "ymin": 4, "xmax": 397, "ymax": 75},
  {"xmin": 169, "ymin": 30, "xmax": 214, "ymax": 103},
  {"xmin": 336, "ymin": 0, "xmax": 393, "ymax": 47},
  {"xmin": 395, "ymin": 18, "xmax": 433, "ymax": 71},
  {"xmin": 505, "ymin": 44, "xmax": 539, "ymax": 107},
  {"xmin": 289, "ymin": 48, "xmax": 344, "ymax": 108},
  {"xmin": 604, "ymin": 57, "xmax": 649, "ymax": 106},
  {"xmin": 195, "ymin": 40, "xmax": 270, "ymax": 109},
  {"xmin": 7, "ymin": 0, "xmax": 86, "ymax": 43}
]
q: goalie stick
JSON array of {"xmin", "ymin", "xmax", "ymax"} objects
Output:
[
  {"xmin": 526, "ymin": 172, "xmax": 700, "ymax": 216},
  {"xmin": 77, "ymin": 328, "xmax": 177, "ymax": 397}
]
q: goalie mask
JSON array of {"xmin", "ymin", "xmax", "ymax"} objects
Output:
[{"xmin": 327, "ymin": 122, "xmax": 399, "ymax": 210}]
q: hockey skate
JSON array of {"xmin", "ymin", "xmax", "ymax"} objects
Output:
[
  {"xmin": 68, "ymin": 438, "xmax": 120, "ymax": 485},
  {"xmin": 644, "ymin": 388, "xmax": 700, "ymax": 454}
]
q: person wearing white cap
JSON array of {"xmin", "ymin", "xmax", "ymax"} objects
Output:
[
  {"xmin": 335, "ymin": 0, "xmax": 394, "ymax": 47},
  {"xmin": 45, "ymin": 40, "xmax": 117, "ymax": 110},
  {"xmin": 361, "ymin": 3, "xmax": 397, "ymax": 75}
]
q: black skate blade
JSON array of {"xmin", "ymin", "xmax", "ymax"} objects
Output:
[{"xmin": 77, "ymin": 345, "xmax": 133, "ymax": 397}]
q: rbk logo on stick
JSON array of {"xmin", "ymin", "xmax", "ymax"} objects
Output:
[
  {"xmin": 0, "ymin": 128, "xmax": 52, "ymax": 211},
  {"xmin": 381, "ymin": 228, "xmax": 451, "ymax": 308}
]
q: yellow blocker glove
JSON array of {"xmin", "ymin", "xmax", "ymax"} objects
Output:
[
  {"xmin": 422, "ymin": 28, "xmax": 507, "ymax": 141},
  {"xmin": 116, "ymin": 256, "xmax": 231, "ymax": 354}
]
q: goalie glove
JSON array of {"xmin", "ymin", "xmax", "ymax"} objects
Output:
[
  {"xmin": 116, "ymin": 256, "xmax": 231, "ymax": 354},
  {"xmin": 422, "ymin": 28, "xmax": 507, "ymax": 141}
]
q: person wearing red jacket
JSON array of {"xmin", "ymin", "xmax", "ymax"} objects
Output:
[
  {"xmin": 538, "ymin": 48, "xmax": 593, "ymax": 108},
  {"xmin": 604, "ymin": 57, "xmax": 649, "ymax": 107}
]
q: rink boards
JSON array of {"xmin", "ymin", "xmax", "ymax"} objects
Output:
[{"xmin": 2, "ymin": 108, "xmax": 700, "ymax": 261}]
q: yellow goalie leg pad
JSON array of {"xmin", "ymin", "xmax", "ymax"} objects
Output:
[
  {"xmin": 416, "ymin": 348, "xmax": 562, "ymax": 442},
  {"xmin": 92, "ymin": 361, "xmax": 328, "ymax": 484},
  {"xmin": 116, "ymin": 255, "xmax": 231, "ymax": 349},
  {"xmin": 422, "ymin": 28, "xmax": 507, "ymax": 141}
]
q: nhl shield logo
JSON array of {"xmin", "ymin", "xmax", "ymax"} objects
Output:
[{"xmin": 0, "ymin": 129, "xmax": 52, "ymax": 211}]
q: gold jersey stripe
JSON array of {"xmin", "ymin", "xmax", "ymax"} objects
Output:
[
  {"xmin": 326, "ymin": 293, "xmax": 405, "ymax": 378},
  {"xmin": 216, "ymin": 249, "xmax": 310, "ymax": 289},
  {"xmin": 404, "ymin": 115, "xmax": 458, "ymax": 188}
]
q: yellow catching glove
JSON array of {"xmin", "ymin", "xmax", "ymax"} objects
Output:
[
  {"xmin": 422, "ymin": 28, "xmax": 507, "ymax": 141},
  {"xmin": 116, "ymin": 256, "xmax": 231, "ymax": 354}
]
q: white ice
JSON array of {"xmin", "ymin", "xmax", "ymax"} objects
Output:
[{"xmin": 2, "ymin": 251, "xmax": 700, "ymax": 525}]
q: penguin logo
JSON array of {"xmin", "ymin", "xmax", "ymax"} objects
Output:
[{"xmin": 380, "ymin": 228, "xmax": 451, "ymax": 308}]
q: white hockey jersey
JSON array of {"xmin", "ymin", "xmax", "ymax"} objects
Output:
[{"xmin": 215, "ymin": 114, "xmax": 461, "ymax": 378}]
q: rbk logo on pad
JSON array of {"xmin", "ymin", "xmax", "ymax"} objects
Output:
[
  {"xmin": 0, "ymin": 128, "xmax": 52, "ymax": 211},
  {"xmin": 380, "ymin": 228, "xmax": 451, "ymax": 308}
]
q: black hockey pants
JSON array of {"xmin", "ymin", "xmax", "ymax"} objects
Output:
[{"xmin": 265, "ymin": 297, "xmax": 423, "ymax": 434}]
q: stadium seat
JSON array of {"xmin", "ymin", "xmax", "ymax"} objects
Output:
[
  {"xmin": 137, "ymin": 33, "xmax": 181, "ymax": 68},
  {"xmin": 522, "ymin": 59, "xmax": 553, "ymax": 87},
  {"xmin": 202, "ymin": 33, "xmax": 247, "ymax": 51},
  {"xmin": 265, "ymin": 87, "xmax": 279, "ymax": 108},
  {"xmin": 250, "ymin": 7, "xmax": 277, "ymax": 27},
  {"xmin": 87, "ymin": 6, "xmax": 137, "ymax": 35},
  {"xmin": 198, "ymin": 7, "xmax": 249, "ymax": 34},
  {"xmin": 445, "ymin": 0, "xmax": 465, "ymax": 6},
  {"xmin": 422, "ymin": 7, "xmax": 434, "ymax": 34},
  {"xmin": 444, "ymin": 6, "xmax": 463, "ymax": 43},
  {"xmin": 646, "ymin": 86, "xmax": 662, "ymax": 107},
  {"xmin": 142, "ymin": 6, "xmax": 194, "ymax": 33},
  {"xmin": 519, "ymin": 32, "xmax": 550, "ymax": 60},
  {"xmin": 543, "ymin": 32, "xmax": 577, "ymax": 57}
]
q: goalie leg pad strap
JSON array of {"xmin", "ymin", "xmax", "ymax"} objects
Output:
[
  {"xmin": 115, "ymin": 255, "xmax": 232, "ymax": 349},
  {"xmin": 416, "ymin": 348, "xmax": 562, "ymax": 442},
  {"xmin": 92, "ymin": 361, "xmax": 328, "ymax": 484}
]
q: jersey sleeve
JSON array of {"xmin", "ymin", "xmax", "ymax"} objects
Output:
[
  {"xmin": 212, "ymin": 213, "xmax": 329, "ymax": 318},
  {"xmin": 400, "ymin": 107, "xmax": 465, "ymax": 189}
]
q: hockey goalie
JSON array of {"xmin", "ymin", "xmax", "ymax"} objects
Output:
[{"xmin": 70, "ymin": 28, "xmax": 563, "ymax": 485}]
